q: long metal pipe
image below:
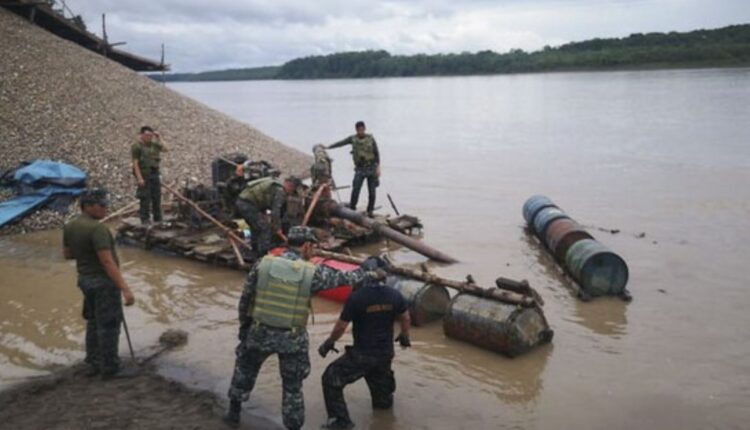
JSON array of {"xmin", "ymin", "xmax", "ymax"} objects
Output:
[{"xmin": 329, "ymin": 204, "xmax": 458, "ymax": 264}]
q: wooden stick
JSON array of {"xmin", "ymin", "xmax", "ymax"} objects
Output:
[
  {"xmin": 101, "ymin": 200, "xmax": 139, "ymax": 223},
  {"xmin": 302, "ymin": 183, "xmax": 328, "ymax": 226},
  {"xmin": 229, "ymin": 236, "xmax": 247, "ymax": 268},
  {"xmin": 161, "ymin": 183, "xmax": 251, "ymax": 251},
  {"xmin": 312, "ymin": 249, "xmax": 536, "ymax": 307}
]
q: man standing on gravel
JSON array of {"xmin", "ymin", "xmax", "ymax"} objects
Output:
[
  {"xmin": 224, "ymin": 226, "xmax": 372, "ymax": 430},
  {"xmin": 327, "ymin": 121, "xmax": 381, "ymax": 217},
  {"xmin": 63, "ymin": 189, "xmax": 136, "ymax": 379},
  {"xmin": 131, "ymin": 126, "xmax": 167, "ymax": 225}
]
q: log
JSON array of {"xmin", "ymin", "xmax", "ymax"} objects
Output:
[
  {"xmin": 312, "ymin": 249, "xmax": 536, "ymax": 307},
  {"xmin": 328, "ymin": 204, "xmax": 458, "ymax": 264},
  {"xmin": 302, "ymin": 183, "xmax": 328, "ymax": 226}
]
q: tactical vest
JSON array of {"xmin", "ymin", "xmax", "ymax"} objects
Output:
[
  {"xmin": 351, "ymin": 135, "xmax": 376, "ymax": 166},
  {"xmin": 137, "ymin": 140, "xmax": 161, "ymax": 172},
  {"xmin": 250, "ymin": 256, "xmax": 316, "ymax": 329},
  {"xmin": 239, "ymin": 177, "xmax": 282, "ymax": 209}
]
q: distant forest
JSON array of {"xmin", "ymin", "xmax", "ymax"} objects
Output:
[{"xmin": 157, "ymin": 24, "xmax": 750, "ymax": 82}]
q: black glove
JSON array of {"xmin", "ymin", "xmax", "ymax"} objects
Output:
[
  {"xmin": 318, "ymin": 339, "xmax": 339, "ymax": 358},
  {"xmin": 395, "ymin": 333, "xmax": 411, "ymax": 348},
  {"xmin": 361, "ymin": 255, "xmax": 389, "ymax": 272}
]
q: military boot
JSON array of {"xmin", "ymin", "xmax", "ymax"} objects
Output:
[{"xmin": 222, "ymin": 399, "xmax": 241, "ymax": 428}]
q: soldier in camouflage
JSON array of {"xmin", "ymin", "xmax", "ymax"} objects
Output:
[
  {"xmin": 131, "ymin": 126, "xmax": 168, "ymax": 225},
  {"xmin": 236, "ymin": 176, "xmax": 300, "ymax": 257},
  {"xmin": 63, "ymin": 189, "xmax": 136, "ymax": 379},
  {"xmin": 327, "ymin": 121, "xmax": 381, "ymax": 216},
  {"xmin": 224, "ymin": 226, "xmax": 371, "ymax": 429}
]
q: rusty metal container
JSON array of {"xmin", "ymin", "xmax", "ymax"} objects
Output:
[
  {"xmin": 544, "ymin": 218, "xmax": 594, "ymax": 262},
  {"xmin": 532, "ymin": 206, "xmax": 569, "ymax": 241},
  {"xmin": 387, "ymin": 277, "xmax": 451, "ymax": 326},
  {"xmin": 443, "ymin": 294, "xmax": 553, "ymax": 357},
  {"xmin": 565, "ymin": 239, "xmax": 629, "ymax": 297},
  {"xmin": 522, "ymin": 195, "xmax": 556, "ymax": 225}
]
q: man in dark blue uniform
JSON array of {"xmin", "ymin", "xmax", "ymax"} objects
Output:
[{"xmin": 318, "ymin": 258, "xmax": 412, "ymax": 429}]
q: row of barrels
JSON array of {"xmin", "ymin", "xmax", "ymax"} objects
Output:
[
  {"xmin": 388, "ymin": 278, "xmax": 553, "ymax": 357},
  {"xmin": 523, "ymin": 195, "xmax": 630, "ymax": 299}
]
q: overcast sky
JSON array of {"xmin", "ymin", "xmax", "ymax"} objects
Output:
[{"xmin": 65, "ymin": 0, "xmax": 749, "ymax": 72}]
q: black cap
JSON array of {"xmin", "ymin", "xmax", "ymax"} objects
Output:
[
  {"xmin": 80, "ymin": 188, "xmax": 110, "ymax": 207},
  {"xmin": 285, "ymin": 176, "xmax": 302, "ymax": 188}
]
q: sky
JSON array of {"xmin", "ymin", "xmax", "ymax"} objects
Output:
[{"xmin": 62, "ymin": 0, "xmax": 750, "ymax": 72}]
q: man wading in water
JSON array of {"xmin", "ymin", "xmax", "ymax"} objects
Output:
[{"xmin": 63, "ymin": 189, "xmax": 136, "ymax": 379}]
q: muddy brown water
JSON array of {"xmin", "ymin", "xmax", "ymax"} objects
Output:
[{"xmin": 3, "ymin": 69, "xmax": 750, "ymax": 429}]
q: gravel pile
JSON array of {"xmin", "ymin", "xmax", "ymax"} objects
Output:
[{"xmin": 0, "ymin": 9, "xmax": 310, "ymax": 235}]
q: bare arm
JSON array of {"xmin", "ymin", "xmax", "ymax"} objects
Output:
[
  {"xmin": 154, "ymin": 133, "xmax": 168, "ymax": 152},
  {"xmin": 132, "ymin": 158, "xmax": 145, "ymax": 186},
  {"xmin": 398, "ymin": 310, "xmax": 411, "ymax": 336},
  {"xmin": 96, "ymin": 249, "xmax": 134, "ymax": 306},
  {"xmin": 63, "ymin": 246, "xmax": 73, "ymax": 260},
  {"xmin": 326, "ymin": 319, "xmax": 350, "ymax": 344}
]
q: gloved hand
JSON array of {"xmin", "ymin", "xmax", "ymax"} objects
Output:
[
  {"xmin": 318, "ymin": 339, "xmax": 339, "ymax": 358},
  {"xmin": 395, "ymin": 333, "xmax": 411, "ymax": 348},
  {"xmin": 361, "ymin": 255, "xmax": 389, "ymax": 272}
]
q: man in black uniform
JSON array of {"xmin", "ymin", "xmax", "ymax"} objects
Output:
[{"xmin": 318, "ymin": 257, "xmax": 412, "ymax": 429}]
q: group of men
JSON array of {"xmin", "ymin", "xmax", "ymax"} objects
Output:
[{"xmin": 63, "ymin": 121, "xmax": 407, "ymax": 429}]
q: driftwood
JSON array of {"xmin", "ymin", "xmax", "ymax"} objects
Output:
[{"xmin": 312, "ymin": 249, "xmax": 537, "ymax": 307}]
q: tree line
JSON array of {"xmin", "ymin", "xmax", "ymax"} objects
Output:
[{"xmin": 155, "ymin": 24, "xmax": 750, "ymax": 82}]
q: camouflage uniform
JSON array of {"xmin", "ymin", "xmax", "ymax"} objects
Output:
[
  {"xmin": 236, "ymin": 178, "xmax": 286, "ymax": 257},
  {"xmin": 131, "ymin": 139, "xmax": 164, "ymax": 223},
  {"xmin": 311, "ymin": 144, "xmax": 334, "ymax": 189},
  {"xmin": 329, "ymin": 134, "xmax": 380, "ymax": 214},
  {"xmin": 63, "ymin": 213, "xmax": 123, "ymax": 376},
  {"xmin": 228, "ymin": 253, "xmax": 368, "ymax": 430}
]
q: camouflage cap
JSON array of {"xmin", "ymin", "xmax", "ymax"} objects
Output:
[
  {"xmin": 287, "ymin": 226, "xmax": 319, "ymax": 246},
  {"xmin": 79, "ymin": 188, "xmax": 110, "ymax": 206}
]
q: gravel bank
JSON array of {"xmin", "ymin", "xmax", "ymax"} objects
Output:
[{"xmin": 0, "ymin": 8, "xmax": 310, "ymax": 235}]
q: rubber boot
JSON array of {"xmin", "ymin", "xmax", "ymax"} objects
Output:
[{"xmin": 223, "ymin": 399, "xmax": 241, "ymax": 428}]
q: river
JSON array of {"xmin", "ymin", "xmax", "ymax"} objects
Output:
[{"xmin": 2, "ymin": 68, "xmax": 750, "ymax": 429}]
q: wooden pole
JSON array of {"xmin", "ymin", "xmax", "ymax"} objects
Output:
[
  {"xmin": 302, "ymin": 184, "xmax": 328, "ymax": 226},
  {"xmin": 312, "ymin": 249, "xmax": 536, "ymax": 307},
  {"xmin": 101, "ymin": 200, "xmax": 139, "ymax": 223}
]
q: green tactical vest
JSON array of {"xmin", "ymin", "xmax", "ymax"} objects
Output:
[
  {"xmin": 135, "ymin": 140, "xmax": 162, "ymax": 173},
  {"xmin": 250, "ymin": 256, "xmax": 316, "ymax": 329},
  {"xmin": 239, "ymin": 177, "xmax": 282, "ymax": 208},
  {"xmin": 351, "ymin": 134, "xmax": 376, "ymax": 166}
]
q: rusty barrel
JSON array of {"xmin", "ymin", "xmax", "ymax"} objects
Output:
[
  {"xmin": 387, "ymin": 277, "xmax": 451, "ymax": 326},
  {"xmin": 544, "ymin": 218, "xmax": 594, "ymax": 262},
  {"xmin": 532, "ymin": 206, "xmax": 569, "ymax": 242},
  {"xmin": 443, "ymin": 294, "xmax": 553, "ymax": 357},
  {"xmin": 522, "ymin": 195, "xmax": 556, "ymax": 225},
  {"xmin": 565, "ymin": 239, "xmax": 629, "ymax": 296}
]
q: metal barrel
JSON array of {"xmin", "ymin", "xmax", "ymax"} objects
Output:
[
  {"xmin": 532, "ymin": 206, "xmax": 569, "ymax": 242},
  {"xmin": 565, "ymin": 239, "xmax": 629, "ymax": 297},
  {"xmin": 387, "ymin": 277, "xmax": 451, "ymax": 326},
  {"xmin": 443, "ymin": 294, "xmax": 553, "ymax": 357},
  {"xmin": 544, "ymin": 218, "xmax": 594, "ymax": 262},
  {"xmin": 522, "ymin": 195, "xmax": 556, "ymax": 225}
]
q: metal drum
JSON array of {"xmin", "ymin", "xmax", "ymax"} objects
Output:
[
  {"xmin": 522, "ymin": 195, "xmax": 556, "ymax": 225},
  {"xmin": 565, "ymin": 239, "xmax": 629, "ymax": 297},
  {"xmin": 532, "ymin": 207, "xmax": 569, "ymax": 241},
  {"xmin": 388, "ymin": 278, "xmax": 451, "ymax": 326},
  {"xmin": 443, "ymin": 294, "xmax": 553, "ymax": 357},
  {"xmin": 544, "ymin": 218, "xmax": 594, "ymax": 262}
]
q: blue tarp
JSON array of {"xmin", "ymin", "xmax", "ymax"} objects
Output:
[{"xmin": 0, "ymin": 160, "xmax": 87, "ymax": 228}]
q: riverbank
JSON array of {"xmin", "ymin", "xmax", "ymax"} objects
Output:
[
  {"xmin": 0, "ymin": 8, "xmax": 310, "ymax": 235},
  {"xmin": 0, "ymin": 363, "xmax": 277, "ymax": 430}
]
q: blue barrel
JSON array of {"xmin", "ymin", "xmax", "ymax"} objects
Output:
[
  {"xmin": 532, "ymin": 207, "xmax": 570, "ymax": 241},
  {"xmin": 522, "ymin": 195, "xmax": 556, "ymax": 225},
  {"xmin": 565, "ymin": 239, "xmax": 629, "ymax": 296}
]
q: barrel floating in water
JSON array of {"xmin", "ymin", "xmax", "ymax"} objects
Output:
[
  {"xmin": 522, "ymin": 195, "xmax": 556, "ymax": 225},
  {"xmin": 544, "ymin": 218, "xmax": 594, "ymax": 262},
  {"xmin": 532, "ymin": 206, "xmax": 569, "ymax": 242},
  {"xmin": 565, "ymin": 239, "xmax": 629, "ymax": 297},
  {"xmin": 443, "ymin": 294, "xmax": 553, "ymax": 357},
  {"xmin": 388, "ymin": 277, "xmax": 451, "ymax": 326}
]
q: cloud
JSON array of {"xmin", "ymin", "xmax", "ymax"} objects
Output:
[{"xmin": 64, "ymin": 0, "xmax": 750, "ymax": 72}]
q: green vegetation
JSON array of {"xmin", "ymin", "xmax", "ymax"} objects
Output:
[{"xmin": 158, "ymin": 24, "xmax": 750, "ymax": 82}]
